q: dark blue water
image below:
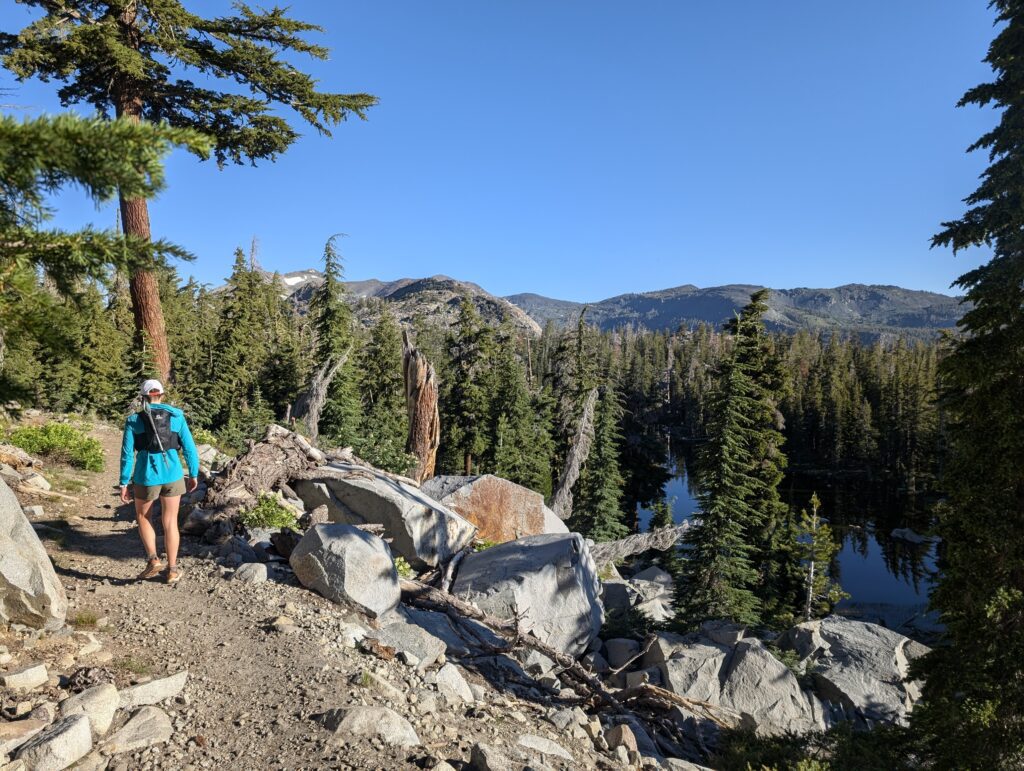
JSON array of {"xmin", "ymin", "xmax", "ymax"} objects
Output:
[{"xmin": 637, "ymin": 460, "xmax": 938, "ymax": 607}]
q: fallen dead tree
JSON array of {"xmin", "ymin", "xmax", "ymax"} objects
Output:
[
  {"xmin": 199, "ymin": 424, "xmax": 327, "ymax": 541},
  {"xmin": 589, "ymin": 522, "xmax": 692, "ymax": 566},
  {"xmin": 399, "ymin": 577, "xmax": 739, "ymax": 754}
]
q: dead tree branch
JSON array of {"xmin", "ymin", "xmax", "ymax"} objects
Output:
[{"xmin": 293, "ymin": 348, "xmax": 350, "ymax": 443}]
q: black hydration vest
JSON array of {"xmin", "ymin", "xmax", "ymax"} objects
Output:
[{"xmin": 138, "ymin": 408, "xmax": 181, "ymax": 453}]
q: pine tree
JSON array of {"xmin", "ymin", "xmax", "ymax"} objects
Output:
[
  {"xmin": 648, "ymin": 499, "xmax": 684, "ymax": 578},
  {"xmin": 78, "ymin": 282, "xmax": 134, "ymax": 418},
  {"xmin": 356, "ymin": 307, "xmax": 413, "ymax": 473},
  {"xmin": 676, "ymin": 355, "xmax": 762, "ymax": 628},
  {"xmin": 441, "ymin": 296, "xmax": 495, "ymax": 474},
  {"xmin": 911, "ymin": 4, "xmax": 1024, "ymax": 766},
  {"xmin": 797, "ymin": 493, "xmax": 846, "ymax": 620},
  {"xmin": 569, "ymin": 384, "xmax": 630, "ymax": 541},
  {"xmin": 309, "ymin": 236, "xmax": 362, "ymax": 445},
  {"xmin": 2, "ymin": 3, "xmax": 375, "ymax": 382}
]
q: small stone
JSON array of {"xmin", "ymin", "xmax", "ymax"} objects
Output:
[
  {"xmin": 14, "ymin": 702, "xmax": 32, "ymax": 718},
  {"xmin": 614, "ymin": 745, "xmax": 630, "ymax": 765},
  {"xmin": 583, "ymin": 718, "xmax": 602, "ymax": 740},
  {"xmin": 516, "ymin": 734, "xmax": 573, "ymax": 762},
  {"xmin": 323, "ymin": 706, "xmax": 419, "ymax": 747},
  {"xmin": 232, "ymin": 563, "xmax": 268, "ymax": 584},
  {"xmin": 28, "ymin": 701, "xmax": 57, "ymax": 724},
  {"xmin": 469, "ymin": 741, "xmax": 513, "ymax": 771},
  {"xmin": 433, "ymin": 663, "xmax": 474, "ymax": 704},
  {"xmin": 270, "ymin": 616, "xmax": 298, "ymax": 634},
  {"xmin": 605, "ymin": 723, "xmax": 639, "ymax": 753},
  {"xmin": 1, "ymin": 664, "xmax": 48, "ymax": 691}
]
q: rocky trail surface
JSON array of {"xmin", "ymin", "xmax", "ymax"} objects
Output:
[{"xmin": 2, "ymin": 420, "xmax": 679, "ymax": 770}]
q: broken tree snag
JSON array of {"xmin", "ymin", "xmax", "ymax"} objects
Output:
[
  {"xmin": 203, "ymin": 424, "xmax": 326, "ymax": 529},
  {"xmin": 550, "ymin": 386, "xmax": 599, "ymax": 520},
  {"xmin": 588, "ymin": 522, "xmax": 692, "ymax": 566},
  {"xmin": 292, "ymin": 348, "xmax": 350, "ymax": 443},
  {"xmin": 402, "ymin": 330, "xmax": 440, "ymax": 484}
]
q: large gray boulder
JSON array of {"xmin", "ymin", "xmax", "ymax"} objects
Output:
[
  {"xmin": 0, "ymin": 478, "xmax": 67, "ymax": 630},
  {"xmin": 293, "ymin": 463, "xmax": 476, "ymax": 569},
  {"xmin": 651, "ymin": 633, "xmax": 825, "ymax": 736},
  {"xmin": 421, "ymin": 474, "xmax": 568, "ymax": 543},
  {"xmin": 451, "ymin": 533, "xmax": 602, "ymax": 656},
  {"xmin": 784, "ymin": 615, "xmax": 930, "ymax": 725},
  {"xmin": 289, "ymin": 524, "xmax": 401, "ymax": 619}
]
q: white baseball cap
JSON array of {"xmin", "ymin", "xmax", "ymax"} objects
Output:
[{"xmin": 139, "ymin": 379, "xmax": 165, "ymax": 396}]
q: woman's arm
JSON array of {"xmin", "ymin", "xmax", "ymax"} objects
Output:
[
  {"xmin": 119, "ymin": 415, "xmax": 136, "ymax": 486},
  {"xmin": 177, "ymin": 415, "xmax": 201, "ymax": 482}
]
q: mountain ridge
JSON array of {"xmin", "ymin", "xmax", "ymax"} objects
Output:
[{"xmin": 250, "ymin": 269, "xmax": 963, "ymax": 339}]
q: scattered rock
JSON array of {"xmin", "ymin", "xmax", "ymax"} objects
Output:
[
  {"xmin": 117, "ymin": 671, "xmax": 188, "ymax": 710},
  {"xmin": 59, "ymin": 683, "xmax": 119, "ymax": 736},
  {"xmin": 0, "ymin": 479, "xmax": 67, "ymax": 630},
  {"xmin": 289, "ymin": 524, "xmax": 401, "ymax": 618},
  {"xmin": 516, "ymin": 734, "xmax": 573, "ymax": 761},
  {"xmin": 605, "ymin": 723, "xmax": 638, "ymax": 753},
  {"xmin": 99, "ymin": 706, "xmax": 172, "ymax": 755},
  {"xmin": 433, "ymin": 663, "xmax": 474, "ymax": 704},
  {"xmin": 605, "ymin": 638, "xmax": 641, "ymax": 669},
  {"xmin": 452, "ymin": 533, "xmax": 603, "ymax": 656},
  {"xmin": 1, "ymin": 663, "xmax": 48, "ymax": 691},
  {"xmin": 323, "ymin": 705, "xmax": 420, "ymax": 747},
  {"xmin": 19, "ymin": 473, "xmax": 51, "ymax": 492},
  {"xmin": 293, "ymin": 463, "xmax": 477, "ymax": 569},
  {"xmin": 469, "ymin": 741, "xmax": 514, "ymax": 771},
  {"xmin": 369, "ymin": 612, "xmax": 447, "ymax": 670},
  {"xmin": 15, "ymin": 714, "xmax": 92, "ymax": 770},
  {"xmin": 232, "ymin": 563, "xmax": 268, "ymax": 583}
]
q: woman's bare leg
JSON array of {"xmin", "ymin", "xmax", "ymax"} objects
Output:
[
  {"xmin": 134, "ymin": 496, "xmax": 158, "ymax": 559},
  {"xmin": 160, "ymin": 494, "xmax": 181, "ymax": 568}
]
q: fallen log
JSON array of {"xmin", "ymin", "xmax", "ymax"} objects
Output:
[
  {"xmin": 14, "ymin": 485, "xmax": 78, "ymax": 502},
  {"xmin": 200, "ymin": 424, "xmax": 327, "ymax": 539},
  {"xmin": 589, "ymin": 522, "xmax": 692, "ymax": 566}
]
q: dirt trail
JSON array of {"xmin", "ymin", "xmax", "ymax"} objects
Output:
[{"xmin": 5, "ymin": 419, "xmax": 600, "ymax": 771}]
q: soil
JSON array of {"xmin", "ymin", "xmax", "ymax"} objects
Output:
[{"xmin": 2, "ymin": 418, "xmax": 627, "ymax": 771}]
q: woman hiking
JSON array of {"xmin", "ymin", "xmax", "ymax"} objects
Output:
[{"xmin": 119, "ymin": 379, "xmax": 200, "ymax": 584}]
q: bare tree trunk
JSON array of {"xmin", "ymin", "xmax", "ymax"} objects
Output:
[
  {"xmin": 292, "ymin": 349, "xmax": 349, "ymax": 443},
  {"xmin": 589, "ymin": 522, "xmax": 692, "ymax": 566},
  {"xmin": 402, "ymin": 330, "xmax": 440, "ymax": 483},
  {"xmin": 550, "ymin": 386, "xmax": 599, "ymax": 520}
]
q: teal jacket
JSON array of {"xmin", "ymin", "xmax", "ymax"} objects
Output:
[{"xmin": 119, "ymin": 404, "xmax": 200, "ymax": 487}]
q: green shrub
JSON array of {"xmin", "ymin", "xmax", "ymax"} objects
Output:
[
  {"xmin": 239, "ymin": 493, "xmax": 299, "ymax": 531},
  {"xmin": 393, "ymin": 556, "xmax": 413, "ymax": 579},
  {"xmin": 191, "ymin": 426, "xmax": 218, "ymax": 446},
  {"xmin": 9, "ymin": 422, "xmax": 104, "ymax": 471}
]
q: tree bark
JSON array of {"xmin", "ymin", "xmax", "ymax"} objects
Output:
[
  {"xmin": 292, "ymin": 349, "xmax": 349, "ymax": 443},
  {"xmin": 402, "ymin": 330, "xmax": 440, "ymax": 483},
  {"xmin": 588, "ymin": 522, "xmax": 692, "ymax": 566},
  {"xmin": 114, "ymin": 6, "xmax": 172, "ymax": 383}
]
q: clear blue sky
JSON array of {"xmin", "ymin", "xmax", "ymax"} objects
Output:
[{"xmin": 0, "ymin": 1, "xmax": 1000, "ymax": 300}]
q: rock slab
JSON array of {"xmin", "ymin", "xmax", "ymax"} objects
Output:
[
  {"xmin": 59, "ymin": 683, "xmax": 119, "ymax": 736},
  {"xmin": 15, "ymin": 714, "xmax": 92, "ymax": 771},
  {"xmin": 100, "ymin": 706, "xmax": 172, "ymax": 755},
  {"xmin": 289, "ymin": 524, "xmax": 400, "ymax": 619},
  {"xmin": 117, "ymin": 671, "xmax": 188, "ymax": 710},
  {"xmin": 326, "ymin": 706, "xmax": 420, "ymax": 747},
  {"xmin": 451, "ymin": 533, "xmax": 603, "ymax": 656},
  {"xmin": 0, "ymin": 478, "xmax": 67, "ymax": 630}
]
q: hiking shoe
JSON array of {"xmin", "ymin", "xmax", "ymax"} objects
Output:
[
  {"xmin": 137, "ymin": 558, "xmax": 163, "ymax": 580},
  {"xmin": 164, "ymin": 566, "xmax": 182, "ymax": 585}
]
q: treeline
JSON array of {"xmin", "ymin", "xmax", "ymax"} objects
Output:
[{"xmin": 0, "ymin": 243, "xmax": 944, "ymax": 547}]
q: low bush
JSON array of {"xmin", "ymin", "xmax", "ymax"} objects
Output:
[
  {"xmin": 239, "ymin": 493, "xmax": 299, "ymax": 531},
  {"xmin": 9, "ymin": 422, "xmax": 104, "ymax": 471}
]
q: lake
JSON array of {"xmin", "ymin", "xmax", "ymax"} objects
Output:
[{"xmin": 637, "ymin": 453, "xmax": 939, "ymax": 611}]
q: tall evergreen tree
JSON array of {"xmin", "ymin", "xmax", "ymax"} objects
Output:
[
  {"xmin": 356, "ymin": 307, "xmax": 413, "ymax": 473},
  {"xmin": 2, "ymin": 2, "xmax": 375, "ymax": 382},
  {"xmin": 676, "ymin": 357, "xmax": 762, "ymax": 627},
  {"xmin": 441, "ymin": 296, "xmax": 494, "ymax": 474},
  {"xmin": 912, "ymin": 4, "xmax": 1024, "ymax": 766},
  {"xmin": 569, "ymin": 384, "xmax": 630, "ymax": 541}
]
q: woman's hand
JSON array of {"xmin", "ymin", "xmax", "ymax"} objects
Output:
[
  {"xmin": 120, "ymin": 485, "xmax": 131, "ymax": 504},
  {"xmin": 186, "ymin": 477, "xmax": 198, "ymax": 493}
]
